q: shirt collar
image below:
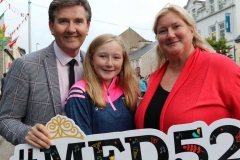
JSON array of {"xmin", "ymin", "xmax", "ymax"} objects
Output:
[
  {"xmin": 103, "ymin": 76, "xmax": 118, "ymax": 90},
  {"xmin": 53, "ymin": 41, "xmax": 81, "ymax": 66}
]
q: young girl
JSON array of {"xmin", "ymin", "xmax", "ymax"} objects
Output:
[{"xmin": 65, "ymin": 34, "xmax": 139, "ymax": 135}]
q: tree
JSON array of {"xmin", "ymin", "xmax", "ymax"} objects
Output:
[{"xmin": 205, "ymin": 37, "xmax": 233, "ymax": 58}]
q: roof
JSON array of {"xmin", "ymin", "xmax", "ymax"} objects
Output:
[
  {"xmin": 193, "ymin": 0, "xmax": 205, "ymax": 4},
  {"xmin": 235, "ymin": 35, "xmax": 240, "ymax": 43},
  {"xmin": 129, "ymin": 41, "xmax": 158, "ymax": 61},
  {"xmin": 184, "ymin": 0, "xmax": 193, "ymax": 9},
  {"xmin": 119, "ymin": 27, "xmax": 145, "ymax": 39},
  {"xmin": 184, "ymin": 0, "xmax": 205, "ymax": 9}
]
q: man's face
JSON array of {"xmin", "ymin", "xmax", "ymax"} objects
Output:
[{"xmin": 49, "ymin": 5, "xmax": 90, "ymax": 57}]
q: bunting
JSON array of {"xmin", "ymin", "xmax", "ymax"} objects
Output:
[
  {"xmin": 0, "ymin": 25, "xmax": 6, "ymax": 50},
  {"xmin": 1, "ymin": 23, "xmax": 6, "ymax": 33},
  {"xmin": 0, "ymin": 10, "xmax": 6, "ymax": 49},
  {"xmin": 5, "ymin": 36, "xmax": 18, "ymax": 51},
  {"xmin": 0, "ymin": 10, "xmax": 7, "ymax": 26},
  {"xmin": 0, "ymin": 29, "xmax": 5, "ymax": 41},
  {"xmin": 0, "ymin": 38, "xmax": 6, "ymax": 49},
  {"xmin": 1, "ymin": 0, "xmax": 26, "ymax": 18},
  {"xmin": 0, "ymin": 9, "xmax": 7, "ymax": 18},
  {"xmin": 0, "ymin": 0, "xmax": 29, "ymax": 37},
  {"xmin": 0, "ymin": 12, "xmax": 4, "ymax": 19},
  {"xmin": 0, "ymin": 28, "xmax": 3, "ymax": 38},
  {"xmin": 0, "ymin": 0, "xmax": 29, "ymax": 46},
  {"xmin": 9, "ymin": 13, "xmax": 29, "ymax": 37}
]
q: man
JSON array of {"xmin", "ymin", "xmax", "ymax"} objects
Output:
[
  {"xmin": 1, "ymin": 72, "xmax": 6, "ymax": 94},
  {"xmin": 0, "ymin": 0, "xmax": 91, "ymax": 149}
]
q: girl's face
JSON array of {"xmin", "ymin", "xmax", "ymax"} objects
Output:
[{"xmin": 91, "ymin": 41, "xmax": 124, "ymax": 86}]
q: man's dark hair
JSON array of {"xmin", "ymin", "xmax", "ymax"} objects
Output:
[
  {"xmin": 48, "ymin": 0, "xmax": 92, "ymax": 23},
  {"xmin": 3, "ymin": 73, "xmax": 6, "ymax": 77}
]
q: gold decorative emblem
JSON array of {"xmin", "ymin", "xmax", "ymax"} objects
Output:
[
  {"xmin": 109, "ymin": 156, "xmax": 115, "ymax": 160},
  {"xmin": 46, "ymin": 115, "xmax": 84, "ymax": 140}
]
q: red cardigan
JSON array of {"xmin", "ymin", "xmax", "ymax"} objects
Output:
[{"xmin": 135, "ymin": 48, "xmax": 240, "ymax": 133}]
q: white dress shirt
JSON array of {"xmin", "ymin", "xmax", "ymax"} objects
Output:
[{"xmin": 53, "ymin": 41, "xmax": 84, "ymax": 115}]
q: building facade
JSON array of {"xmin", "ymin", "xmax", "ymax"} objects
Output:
[
  {"xmin": 184, "ymin": 0, "xmax": 240, "ymax": 65},
  {"xmin": 235, "ymin": 35, "xmax": 240, "ymax": 62},
  {"xmin": 129, "ymin": 41, "xmax": 158, "ymax": 77},
  {"xmin": 118, "ymin": 27, "xmax": 157, "ymax": 77},
  {"xmin": 0, "ymin": 37, "xmax": 11, "ymax": 77},
  {"xmin": 119, "ymin": 27, "xmax": 149, "ymax": 55},
  {"xmin": 0, "ymin": 37, "xmax": 23, "ymax": 78}
]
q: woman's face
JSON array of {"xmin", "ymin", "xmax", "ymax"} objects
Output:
[{"xmin": 155, "ymin": 11, "xmax": 194, "ymax": 59}]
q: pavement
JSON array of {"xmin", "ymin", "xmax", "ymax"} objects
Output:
[{"xmin": 0, "ymin": 136, "xmax": 15, "ymax": 160}]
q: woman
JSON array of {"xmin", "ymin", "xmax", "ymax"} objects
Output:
[
  {"xmin": 138, "ymin": 75, "xmax": 147, "ymax": 97},
  {"xmin": 135, "ymin": 4, "xmax": 240, "ymax": 133},
  {"xmin": 65, "ymin": 34, "xmax": 139, "ymax": 135}
]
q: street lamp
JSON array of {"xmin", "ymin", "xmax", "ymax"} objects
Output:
[{"xmin": 36, "ymin": 43, "xmax": 40, "ymax": 51}]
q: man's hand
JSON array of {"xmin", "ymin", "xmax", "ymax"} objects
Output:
[{"xmin": 25, "ymin": 123, "xmax": 52, "ymax": 149}]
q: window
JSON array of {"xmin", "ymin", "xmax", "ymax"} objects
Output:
[
  {"xmin": 219, "ymin": 0, "xmax": 224, "ymax": 10},
  {"xmin": 210, "ymin": 0, "xmax": 215, "ymax": 13},
  {"xmin": 219, "ymin": 23, "xmax": 225, "ymax": 38},
  {"xmin": 136, "ymin": 60, "xmax": 139, "ymax": 67},
  {"xmin": 192, "ymin": 8, "xmax": 196, "ymax": 20},
  {"xmin": 210, "ymin": 26, "xmax": 216, "ymax": 38}
]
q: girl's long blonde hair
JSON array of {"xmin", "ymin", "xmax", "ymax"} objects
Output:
[
  {"xmin": 153, "ymin": 4, "xmax": 215, "ymax": 71},
  {"xmin": 84, "ymin": 34, "xmax": 139, "ymax": 111}
]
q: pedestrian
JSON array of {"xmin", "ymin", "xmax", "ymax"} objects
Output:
[
  {"xmin": 138, "ymin": 75, "xmax": 146, "ymax": 97},
  {"xmin": 0, "ymin": 0, "xmax": 91, "ymax": 149},
  {"xmin": 1, "ymin": 72, "xmax": 6, "ymax": 94},
  {"xmin": 135, "ymin": 4, "xmax": 240, "ymax": 133},
  {"xmin": 65, "ymin": 34, "xmax": 139, "ymax": 135}
]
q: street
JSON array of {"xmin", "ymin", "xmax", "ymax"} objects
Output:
[{"xmin": 0, "ymin": 136, "xmax": 15, "ymax": 160}]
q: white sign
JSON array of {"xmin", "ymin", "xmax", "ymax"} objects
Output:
[{"xmin": 10, "ymin": 115, "xmax": 240, "ymax": 160}]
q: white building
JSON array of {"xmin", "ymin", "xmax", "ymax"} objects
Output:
[
  {"xmin": 184, "ymin": 0, "xmax": 240, "ymax": 65},
  {"xmin": 129, "ymin": 41, "xmax": 158, "ymax": 77}
]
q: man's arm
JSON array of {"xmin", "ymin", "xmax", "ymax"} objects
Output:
[
  {"xmin": 0, "ymin": 58, "xmax": 52, "ymax": 148},
  {"xmin": 0, "ymin": 58, "xmax": 31, "ymax": 145},
  {"xmin": 0, "ymin": 58, "xmax": 33, "ymax": 145}
]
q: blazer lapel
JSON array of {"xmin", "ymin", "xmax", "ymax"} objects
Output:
[{"xmin": 43, "ymin": 44, "xmax": 62, "ymax": 115}]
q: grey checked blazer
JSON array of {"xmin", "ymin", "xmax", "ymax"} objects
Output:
[{"xmin": 0, "ymin": 42, "xmax": 85, "ymax": 145}]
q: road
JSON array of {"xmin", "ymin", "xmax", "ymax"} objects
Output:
[{"xmin": 0, "ymin": 136, "xmax": 15, "ymax": 160}]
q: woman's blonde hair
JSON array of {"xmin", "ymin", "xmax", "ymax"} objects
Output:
[
  {"xmin": 153, "ymin": 4, "xmax": 215, "ymax": 70},
  {"xmin": 84, "ymin": 34, "xmax": 139, "ymax": 111}
]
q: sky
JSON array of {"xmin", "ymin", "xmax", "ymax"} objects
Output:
[{"xmin": 0, "ymin": 0, "xmax": 188, "ymax": 54}]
